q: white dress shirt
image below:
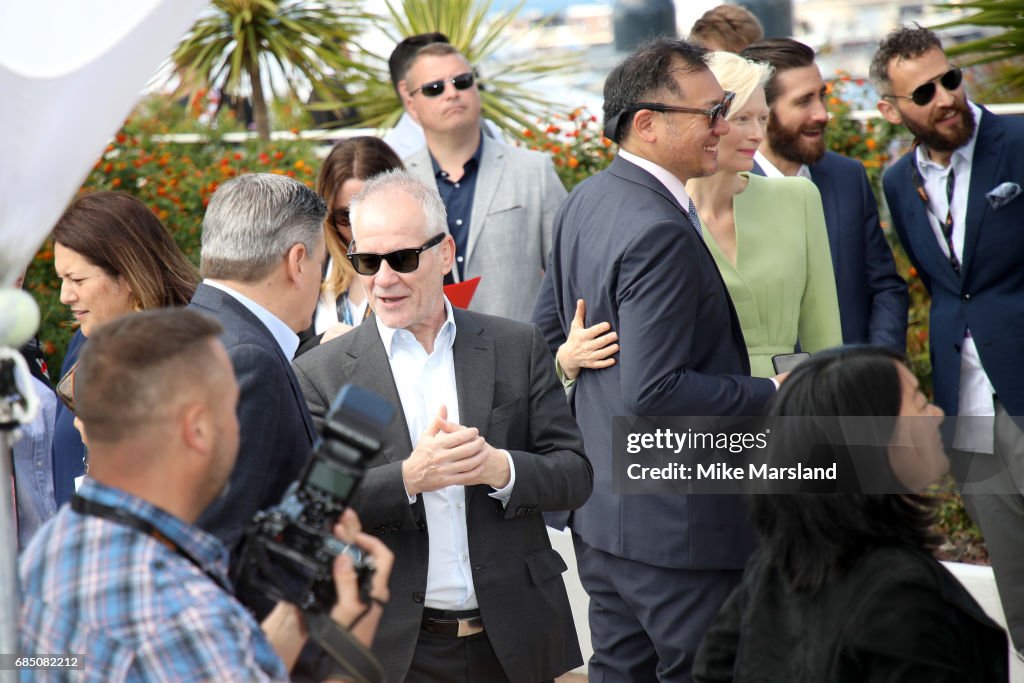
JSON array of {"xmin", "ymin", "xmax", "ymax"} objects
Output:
[
  {"xmin": 914, "ymin": 101, "xmax": 995, "ymax": 452},
  {"xmin": 203, "ymin": 279, "xmax": 299, "ymax": 360},
  {"xmin": 754, "ymin": 150, "xmax": 813, "ymax": 181},
  {"xmin": 376, "ymin": 298, "xmax": 515, "ymax": 609}
]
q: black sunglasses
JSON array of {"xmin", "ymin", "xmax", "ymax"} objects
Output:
[
  {"xmin": 885, "ymin": 67, "xmax": 963, "ymax": 107},
  {"xmin": 347, "ymin": 232, "xmax": 446, "ymax": 275},
  {"xmin": 603, "ymin": 92, "xmax": 736, "ymax": 142},
  {"xmin": 410, "ymin": 72, "xmax": 475, "ymax": 98}
]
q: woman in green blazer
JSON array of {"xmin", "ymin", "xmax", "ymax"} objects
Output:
[{"xmin": 685, "ymin": 51, "xmax": 841, "ymax": 378}]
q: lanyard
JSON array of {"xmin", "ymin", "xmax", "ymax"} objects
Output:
[
  {"xmin": 70, "ymin": 494, "xmax": 231, "ymax": 593},
  {"xmin": 910, "ymin": 151, "xmax": 961, "ymax": 276}
]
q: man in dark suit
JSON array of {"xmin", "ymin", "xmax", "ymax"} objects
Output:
[
  {"xmin": 187, "ymin": 174, "xmax": 324, "ymax": 563},
  {"xmin": 741, "ymin": 38, "xmax": 908, "ymax": 351},
  {"xmin": 294, "ymin": 170, "xmax": 592, "ymax": 683},
  {"xmin": 871, "ymin": 25, "xmax": 1024, "ymax": 654},
  {"xmin": 534, "ymin": 39, "xmax": 777, "ymax": 682}
]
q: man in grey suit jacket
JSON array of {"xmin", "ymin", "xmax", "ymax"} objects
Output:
[
  {"xmin": 535, "ymin": 39, "xmax": 777, "ymax": 683},
  {"xmin": 400, "ymin": 42, "xmax": 566, "ymax": 322},
  {"xmin": 294, "ymin": 170, "xmax": 591, "ymax": 683},
  {"xmin": 187, "ymin": 174, "xmax": 324, "ymax": 611}
]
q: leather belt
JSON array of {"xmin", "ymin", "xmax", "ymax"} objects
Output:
[{"xmin": 421, "ymin": 607, "xmax": 484, "ymax": 637}]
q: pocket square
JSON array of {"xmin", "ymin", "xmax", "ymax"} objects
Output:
[{"xmin": 986, "ymin": 181, "xmax": 1022, "ymax": 210}]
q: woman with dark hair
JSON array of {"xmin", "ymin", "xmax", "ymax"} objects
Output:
[
  {"xmin": 51, "ymin": 191, "xmax": 199, "ymax": 506},
  {"xmin": 693, "ymin": 346, "xmax": 1008, "ymax": 682},
  {"xmin": 303, "ymin": 136, "xmax": 402, "ymax": 349}
]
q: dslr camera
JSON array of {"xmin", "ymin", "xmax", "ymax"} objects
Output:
[{"xmin": 236, "ymin": 384, "xmax": 394, "ymax": 612}]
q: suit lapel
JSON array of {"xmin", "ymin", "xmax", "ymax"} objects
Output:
[
  {"xmin": 340, "ymin": 319, "xmax": 414, "ymax": 464},
  {"xmin": 451, "ymin": 309, "xmax": 494, "ymax": 506},
  {"xmin": 465, "ymin": 139, "xmax": 504, "ymax": 265},
  {"xmin": 962, "ymin": 110, "xmax": 1003, "ymax": 276},
  {"xmin": 809, "ymin": 160, "xmax": 842, "ymax": 268}
]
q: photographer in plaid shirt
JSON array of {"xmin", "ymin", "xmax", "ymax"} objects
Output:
[{"xmin": 18, "ymin": 308, "xmax": 394, "ymax": 682}]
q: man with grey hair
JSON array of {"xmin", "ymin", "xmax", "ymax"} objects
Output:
[
  {"xmin": 188, "ymin": 173, "xmax": 325, "ymax": 597},
  {"xmin": 294, "ymin": 169, "xmax": 592, "ymax": 683}
]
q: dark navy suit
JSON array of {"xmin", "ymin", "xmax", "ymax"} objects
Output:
[
  {"xmin": 534, "ymin": 155, "xmax": 775, "ymax": 682},
  {"xmin": 884, "ymin": 106, "xmax": 1024, "ymax": 650},
  {"xmin": 884, "ymin": 109, "xmax": 1024, "ymax": 418},
  {"xmin": 187, "ymin": 284, "xmax": 316, "ymax": 552},
  {"xmin": 754, "ymin": 152, "xmax": 908, "ymax": 351}
]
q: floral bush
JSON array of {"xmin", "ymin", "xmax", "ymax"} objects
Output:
[{"xmin": 24, "ymin": 112, "xmax": 321, "ymax": 374}]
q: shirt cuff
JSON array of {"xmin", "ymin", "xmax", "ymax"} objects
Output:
[
  {"xmin": 554, "ymin": 358, "xmax": 576, "ymax": 390},
  {"xmin": 488, "ymin": 450, "xmax": 516, "ymax": 506},
  {"xmin": 770, "ymin": 377, "xmax": 781, "ymax": 391}
]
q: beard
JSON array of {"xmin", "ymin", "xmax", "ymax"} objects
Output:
[
  {"xmin": 767, "ymin": 113, "xmax": 827, "ymax": 166},
  {"xmin": 902, "ymin": 97, "xmax": 976, "ymax": 154}
]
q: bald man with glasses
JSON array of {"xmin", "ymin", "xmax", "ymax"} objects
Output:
[
  {"xmin": 399, "ymin": 42, "xmax": 567, "ymax": 323},
  {"xmin": 294, "ymin": 170, "xmax": 592, "ymax": 683}
]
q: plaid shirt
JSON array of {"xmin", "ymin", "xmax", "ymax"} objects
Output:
[{"xmin": 19, "ymin": 479, "xmax": 289, "ymax": 682}]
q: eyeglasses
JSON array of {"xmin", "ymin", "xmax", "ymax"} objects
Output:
[
  {"xmin": 409, "ymin": 72, "xmax": 475, "ymax": 98},
  {"xmin": 330, "ymin": 208, "xmax": 350, "ymax": 231},
  {"xmin": 884, "ymin": 67, "xmax": 963, "ymax": 106},
  {"xmin": 347, "ymin": 232, "xmax": 446, "ymax": 275},
  {"xmin": 636, "ymin": 91, "xmax": 736, "ymax": 127},
  {"xmin": 604, "ymin": 92, "xmax": 736, "ymax": 142}
]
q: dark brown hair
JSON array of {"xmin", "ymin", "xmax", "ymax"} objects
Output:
[
  {"xmin": 869, "ymin": 24, "xmax": 944, "ymax": 93},
  {"xmin": 740, "ymin": 38, "xmax": 817, "ymax": 106},
  {"xmin": 316, "ymin": 137, "xmax": 403, "ymax": 295},
  {"xmin": 52, "ymin": 191, "xmax": 198, "ymax": 310},
  {"xmin": 75, "ymin": 309, "xmax": 224, "ymax": 442},
  {"xmin": 689, "ymin": 4, "xmax": 764, "ymax": 54}
]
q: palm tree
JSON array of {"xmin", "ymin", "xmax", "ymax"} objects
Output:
[
  {"xmin": 935, "ymin": 0, "xmax": 1024, "ymax": 96},
  {"xmin": 329, "ymin": 0, "xmax": 577, "ymax": 141},
  {"xmin": 171, "ymin": 0, "xmax": 368, "ymax": 141}
]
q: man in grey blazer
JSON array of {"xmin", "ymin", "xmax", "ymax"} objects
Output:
[
  {"xmin": 294, "ymin": 170, "xmax": 592, "ymax": 683},
  {"xmin": 400, "ymin": 42, "xmax": 566, "ymax": 322},
  {"xmin": 187, "ymin": 174, "xmax": 324, "ymax": 614}
]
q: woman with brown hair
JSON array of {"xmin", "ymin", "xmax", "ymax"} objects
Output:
[
  {"xmin": 51, "ymin": 191, "xmax": 199, "ymax": 506},
  {"xmin": 304, "ymin": 136, "xmax": 403, "ymax": 349}
]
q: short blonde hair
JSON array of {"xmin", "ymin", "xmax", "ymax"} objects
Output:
[{"xmin": 707, "ymin": 51, "xmax": 773, "ymax": 118}]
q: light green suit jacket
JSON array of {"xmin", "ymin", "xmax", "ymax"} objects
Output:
[{"xmin": 704, "ymin": 173, "xmax": 842, "ymax": 378}]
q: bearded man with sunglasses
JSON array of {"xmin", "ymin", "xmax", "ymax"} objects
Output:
[
  {"xmin": 294, "ymin": 170, "xmax": 592, "ymax": 683},
  {"xmin": 872, "ymin": 24, "xmax": 1024, "ymax": 657},
  {"xmin": 533, "ymin": 38, "xmax": 777, "ymax": 683},
  {"xmin": 400, "ymin": 42, "xmax": 567, "ymax": 323}
]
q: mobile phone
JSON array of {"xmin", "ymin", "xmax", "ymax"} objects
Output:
[{"xmin": 772, "ymin": 352, "xmax": 811, "ymax": 374}]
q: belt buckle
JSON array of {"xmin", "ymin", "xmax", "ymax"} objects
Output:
[{"xmin": 457, "ymin": 617, "xmax": 484, "ymax": 637}]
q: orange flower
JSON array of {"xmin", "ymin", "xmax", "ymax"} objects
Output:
[
  {"xmin": 111, "ymin": 178, "xmax": 122, "ymax": 187},
  {"xmin": 568, "ymin": 156, "xmax": 579, "ymax": 169},
  {"xmin": 866, "ymin": 138, "xmax": 877, "ymax": 151},
  {"xmin": 523, "ymin": 129, "xmax": 534, "ymax": 139},
  {"xmin": 908, "ymin": 266, "xmax": 918, "ymax": 279}
]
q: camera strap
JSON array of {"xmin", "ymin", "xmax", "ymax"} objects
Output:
[
  {"xmin": 306, "ymin": 611, "xmax": 384, "ymax": 683},
  {"xmin": 70, "ymin": 494, "xmax": 231, "ymax": 593}
]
